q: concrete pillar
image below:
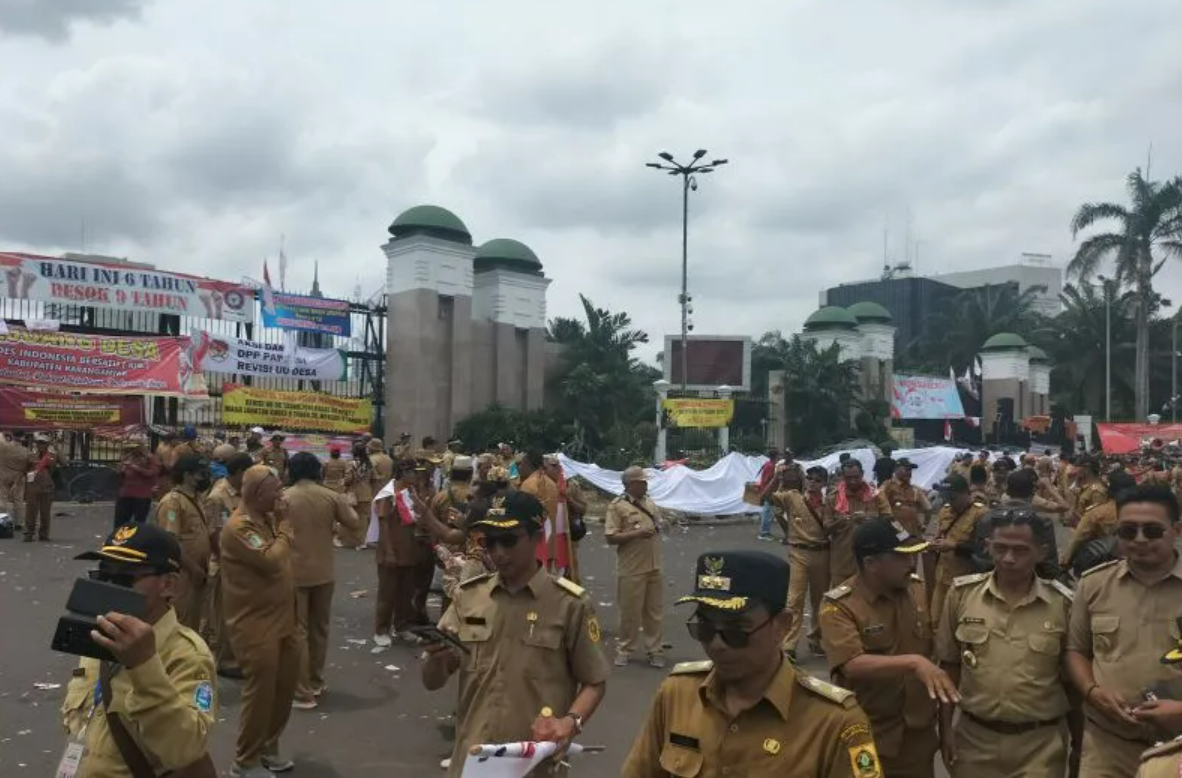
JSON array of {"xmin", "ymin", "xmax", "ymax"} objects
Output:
[{"xmin": 654, "ymin": 380, "xmax": 670, "ymax": 463}]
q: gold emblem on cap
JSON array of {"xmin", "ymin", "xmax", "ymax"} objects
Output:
[
  {"xmin": 699, "ymin": 556, "xmax": 732, "ymax": 591},
  {"xmin": 112, "ymin": 525, "xmax": 137, "ymax": 545},
  {"xmin": 961, "ymin": 649, "xmax": 978, "ymax": 669},
  {"xmin": 763, "ymin": 738, "xmax": 781, "ymax": 754}
]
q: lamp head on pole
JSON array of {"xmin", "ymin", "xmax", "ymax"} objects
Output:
[
  {"xmin": 693, "ymin": 149, "xmax": 708, "ymax": 160},
  {"xmin": 658, "ymin": 151, "xmax": 674, "ymax": 162}
]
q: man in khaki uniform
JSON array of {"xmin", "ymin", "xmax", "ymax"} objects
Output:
[
  {"xmin": 827, "ymin": 458, "xmax": 892, "ymax": 586},
  {"xmin": 368, "ymin": 437, "xmax": 394, "ymax": 485},
  {"xmin": 220, "ymin": 465, "xmax": 299, "ymax": 777},
  {"xmin": 929, "ymin": 476, "xmax": 989, "ymax": 629},
  {"xmin": 1066, "ymin": 485, "xmax": 1182, "ymax": 778},
  {"xmin": 283, "ymin": 453, "xmax": 359, "ymax": 708},
  {"xmin": 623, "ymin": 549, "xmax": 880, "ymax": 778},
  {"xmin": 0, "ymin": 432, "xmax": 28, "ymax": 532},
  {"xmin": 767, "ymin": 464, "xmax": 831, "ymax": 658},
  {"xmin": 880, "ymin": 458, "xmax": 932, "ymax": 536},
  {"xmin": 605, "ymin": 465, "xmax": 665, "ymax": 668},
  {"xmin": 1061, "ymin": 470, "xmax": 1135, "ymax": 569},
  {"xmin": 153, "ymin": 453, "xmax": 213, "ymax": 631},
  {"xmin": 519, "ymin": 450, "xmax": 559, "ymax": 567},
  {"xmin": 820, "ymin": 518, "xmax": 959, "ymax": 778},
  {"xmin": 63, "ymin": 523, "xmax": 216, "ymax": 778},
  {"xmin": 422, "ymin": 491, "xmax": 609, "ymax": 778},
  {"xmin": 322, "ymin": 446, "xmax": 348, "ymax": 493},
  {"xmin": 936, "ymin": 510, "xmax": 1074, "ymax": 778},
  {"xmin": 24, "ymin": 434, "xmax": 57, "ymax": 541},
  {"xmin": 1072, "ymin": 458, "xmax": 1108, "ymax": 527},
  {"xmin": 261, "ymin": 433, "xmax": 289, "ymax": 481},
  {"xmin": 203, "ymin": 452, "xmax": 251, "ymax": 678}
]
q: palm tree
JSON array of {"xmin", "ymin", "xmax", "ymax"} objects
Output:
[
  {"xmin": 767, "ymin": 335, "xmax": 864, "ymax": 453},
  {"xmin": 1068, "ymin": 169, "xmax": 1182, "ymax": 419},
  {"xmin": 916, "ymin": 284, "xmax": 1046, "ymax": 373}
]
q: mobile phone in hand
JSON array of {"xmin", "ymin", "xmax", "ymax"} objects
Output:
[{"xmin": 409, "ymin": 625, "xmax": 471, "ymax": 654}]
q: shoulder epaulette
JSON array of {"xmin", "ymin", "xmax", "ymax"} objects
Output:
[
  {"xmin": 824, "ymin": 584, "xmax": 852, "ymax": 600},
  {"xmin": 1080, "ymin": 558, "xmax": 1121, "ymax": 578},
  {"xmin": 798, "ymin": 674, "xmax": 856, "ymax": 706},
  {"xmin": 953, "ymin": 572, "xmax": 990, "ymax": 588},
  {"xmin": 670, "ymin": 660, "xmax": 713, "ymax": 675},
  {"xmin": 555, "ymin": 577, "xmax": 586, "ymax": 598},
  {"xmin": 1141, "ymin": 736, "xmax": 1182, "ymax": 761},
  {"xmin": 172, "ymin": 623, "xmax": 215, "ymax": 660},
  {"xmin": 1048, "ymin": 578, "xmax": 1075, "ymax": 602},
  {"xmin": 459, "ymin": 572, "xmax": 494, "ymax": 588}
]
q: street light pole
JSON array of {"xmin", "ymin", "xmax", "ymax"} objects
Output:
[
  {"xmin": 1100, "ymin": 275, "xmax": 1112, "ymax": 421},
  {"xmin": 646, "ymin": 150, "xmax": 729, "ymax": 391}
]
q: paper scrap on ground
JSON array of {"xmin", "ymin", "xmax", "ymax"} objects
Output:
[{"xmin": 461, "ymin": 742, "xmax": 561, "ymax": 778}]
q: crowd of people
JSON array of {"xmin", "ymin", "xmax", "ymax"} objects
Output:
[{"xmin": 21, "ymin": 427, "xmax": 1182, "ymax": 777}]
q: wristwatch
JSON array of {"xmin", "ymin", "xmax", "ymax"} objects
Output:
[{"xmin": 563, "ymin": 711, "xmax": 584, "ymax": 734}]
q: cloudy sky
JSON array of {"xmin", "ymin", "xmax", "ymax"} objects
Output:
[{"xmin": 1, "ymin": 0, "xmax": 1180, "ymax": 361}]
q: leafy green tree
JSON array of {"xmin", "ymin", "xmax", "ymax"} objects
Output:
[
  {"xmin": 763, "ymin": 334, "xmax": 866, "ymax": 453},
  {"xmin": 452, "ymin": 405, "xmax": 565, "ymax": 455},
  {"xmin": 913, "ymin": 284, "xmax": 1046, "ymax": 374},
  {"xmin": 1068, "ymin": 169, "xmax": 1182, "ymax": 419}
]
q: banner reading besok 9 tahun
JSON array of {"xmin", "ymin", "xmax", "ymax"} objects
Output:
[
  {"xmin": 0, "ymin": 328, "xmax": 208, "ymax": 398},
  {"xmin": 0, "ymin": 251, "xmax": 255, "ymax": 323},
  {"xmin": 221, "ymin": 383, "xmax": 372, "ymax": 434}
]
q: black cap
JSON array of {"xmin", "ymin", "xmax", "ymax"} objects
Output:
[
  {"xmin": 853, "ymin": 518, "xmax": 929, "ymax": 560},
  {"xmin": 173, "ymin": 453, "xmax": 208, "ymax": 476},
  {"xmin": 469, "ymin": 491, "xmax": 544, "ymax": 532},
  {"xmin": 676, "ymin": 550, "xmax": 789, "ymax": 613},
  {"xmin": 944, "ymin": 474, "xmax": 970, "ymax": 494},
  {"xmin": 895, "ymin": 458, "xmax": 916, "ymax": 470},
  {"xmin": 75, "ymin": 523, "xmax": 182, "ymax": 572}
]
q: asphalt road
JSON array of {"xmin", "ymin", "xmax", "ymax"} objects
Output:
[{"xmin": 0, "ymin": 506, "xmax": 983, "ymax": 777}]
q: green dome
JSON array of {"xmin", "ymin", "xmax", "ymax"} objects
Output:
[
  {"xmin": 474, "ymin": 238, "xmax": 543, "ymax": 275},
  {"xmin": 1027, "ymin": 345, "xmax": 1050, "ymax": 363},
  {"xmin": 804, "ymin": 306, "xmax": 859, "ymax": 331},
  {"xmin": 388, "ymin": 205, "xmax": 472, "ymax": 244},
  {"xmin": 981, "ymin": 332, "xmax": 1029, "ymax": 351},
  {"xmin": 847, "ymin": 301, "xmax": 893, "ymax": 324}
]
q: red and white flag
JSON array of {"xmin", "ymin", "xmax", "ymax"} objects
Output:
[
  {"xmin": 261, "ymin": 260, "xmax": 276, "ymax": 314},
  {"xmin": 943, "ymin": 418, "xmax": 952, "ymax": 442},
  {"xmin": 396, "ymin": 488, "xmax": 416, "ymax": 526}
]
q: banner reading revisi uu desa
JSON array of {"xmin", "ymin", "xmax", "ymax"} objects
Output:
[{"xmin": 221, "ymin": 384, "xmax": 371, "ymax": 434}]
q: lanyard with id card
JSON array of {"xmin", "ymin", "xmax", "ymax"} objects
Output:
[{"xmin": 56, "ymin": 679, "xmax": 100, "ymax": 778}]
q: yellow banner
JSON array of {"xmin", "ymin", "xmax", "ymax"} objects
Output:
[
  {"xmin": 221, "ymin": 383, "xmax": 372, "ymax": 434},
  {"xmin": 663, "ymin": 398, "xmax": 734, "ymax": 428}
]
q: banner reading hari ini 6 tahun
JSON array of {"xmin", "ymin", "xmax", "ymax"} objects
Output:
[
  {"xmin": 222, "ymin": 384, "xmax": 371, "ymax": 434},
  {"xmin": 0, "ymin": 328, "xmax": 207, "ymax": 398}
]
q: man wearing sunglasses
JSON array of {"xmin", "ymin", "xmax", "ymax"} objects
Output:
[
  {"xmin": 423, "ymin": 491, "xmax": 609, "ymax": 777},
  {"xmin": 61, "ymin": 522, "xmax": 216, "ymax": 778},
  {"xmin": 820, "ymin": 518, "xmax": 959, "ymax": 778},
  {"xmin": 622, "ymin": 549, "xmax": 878, "ymax": 777},
  {"xmin": 1067, "ymin": 485, "xmax": 1182, "ymax": 778}
]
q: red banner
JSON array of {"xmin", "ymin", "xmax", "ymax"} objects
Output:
[
  {"xmin": 0, "ymin": 388, "xmax": 145, "ymax": 432},
  {"xmin": 1096, "ymin": 423, "xmax": 1182, "ymax": 454},
  {"xmin": 0, "ymin": 328, "xmax": 207, "ymax": 397}
]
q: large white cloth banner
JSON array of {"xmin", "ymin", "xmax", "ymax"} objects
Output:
[{"xmin": 559, "ymin": 446, "xmax": 976, "ymax": 516}]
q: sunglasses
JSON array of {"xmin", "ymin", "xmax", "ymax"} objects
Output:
[
  {"xmin": 686, "ymin": 616, "xmax": 773, "ymax": 649},
  {"xmin": 89, "ymin": 567, "xmax": 163, "ymax": 588},
  {"xmin": 1116, "ymin": 523, "xmax": 1169, "ymax": 541},
  {"xmin": 482, "ymin": 533, "xmax": 524, "ymax": 549}
]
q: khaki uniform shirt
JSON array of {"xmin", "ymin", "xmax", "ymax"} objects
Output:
[
  {"xmin": 1068, "ymin": 556, "xmax": 1182, "ymax": 742},
  {"xmin": 621, "ymin": 659, "xmax": 879, "ymax": 778},
  {"xmin": 284, "ymin": 480, "xmax": 359, "ymax": 588},
  {"xmin": 347, "ymin": 461, "xmax": 376, "ymax": 504},
  {"xmin": 202, "ymin": 479, "xmax": 241, "ymax": 532},
  {"xmin": 60, "ymin": 608, "xmax": 215, "ymax": 778},
  {"xmin": 370, "ymin": 452, "xmax": 394, "ymax": 485},
  {"xmin": 820, "ymin": 574, "xmax": 934, "ymax": 756},
  {"xmin": 155, "ymin": 489, "xmax": 212, "ymax": 589},
  {"xmin": 438, "ymin": 567, "xmax": 610, "ymax": 778},
  {"xmin": 936, "ymin": 572, "xmax": 1072, "ymax": 723},
  {"xmin": 1138, "ymin": 737, "xmax": 1182, "ymax": 778},
  {"xmin": 769, "ymin": 489, "xmax": 829, "ymax": 547},
  {"xmin": 520, "ymin": 471, "xmax": 560, "ymax": 524},
  {"xmin": 933, "ymin": 501, "xmax": 989, "ymax": 583},
  {"xmin": 1075, "ymin": 481, "xmax": 1108, "ymax": 521},
  {"xmin": 27, "ymin": 449, "xmax": 57, "ymax": 493},
  {"xmin": 322, "ymin": 458, "xmax": 348, "ymax": 493},
  {"xmin": 261, "ymin": 446, "xmax": 289, "ymax": 479},
  {"xmin": 604, "ymin": 495, "xmax": 662, "ymax": 576},
  {"xmin": 219, "ymin": 510, "xmax": 296, "ymax": 650},
  {"xmin": 375, "ymin": 490, "xmax": 422, "ymax": 567},
  {"xmin": 1061, "ymin": 500, "xmax": 1118, "ymax": 566},
  {"xmin": 880, "ymin": 478, "xmax": 931, "ymax": 535},
  {"xmin": 0, "ymin": 437, "xmax": 29, "ymax": 479},
  {"xmin": 826, "ymin": 488, "xmax": 892, "ymax": 583}
]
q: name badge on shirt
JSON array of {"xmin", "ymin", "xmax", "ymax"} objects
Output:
[
  {"xmin": 862, "ymin": 624, "xmax": 885, "ymax": 635},
  {"xmin": 55, "ymin": 741, "xmax": 85, "ymax": 778}
]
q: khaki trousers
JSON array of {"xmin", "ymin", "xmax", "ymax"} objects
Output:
[
  {"xmin": 295, "ymin": 582, "xmax": 335, "ymax": 696},
  {"xmin": 173, "ymin": 571, "xmax": 207, "ymax": 632},
  {"xmin": 783, "ymin": 545, "xmax": 830, "ymax": 652},
  {"xmin": 0, "ymin": 472, "xmax": 23, "ymax": 527},
  {"xmin": 952, "ymin": 715, "xmax": 1067, "ymax": 778},
  {"xmin": 828, "ymin": 524, "xmax": 856, "ymax": 587},
  {"xmin": 880, "ymin": 725, "xmax": 938, "ymax": 778},
  {"xmin": 1080, "ymin": 720, "xmax": 1150, "ymax": 778},
  {"xmin": 233, "ymin": 632, "xmax": 299, "ymax": 767},
  {"xmin": 616, "ymin": 569, "xmax": 664, "ymax": 657},
  {"xmin": 24, "ymin": 490, "xmax": 51, "ymax": 540},
  {"xmin": 375, "ymin": 563, "xmax": 417, "ymax": 635},
  {"xmin": 202, "ymin": 565, "xmax": 237, "ymax": 669}
]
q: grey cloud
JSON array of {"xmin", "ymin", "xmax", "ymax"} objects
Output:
[{"xmin": 0, "ymin": 0, "xmax": 151, "ymax": 41}]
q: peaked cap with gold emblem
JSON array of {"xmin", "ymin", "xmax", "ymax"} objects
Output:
[
  {"xmin": 75, "ymin": 522, "xmax": 182, "ymax": 572},
  {"xmin": 675, "ymin": 550, "xmax": 789, "ymax": 612},
  {"xmin": 469, "ymin": 491, "xmax": 545, "ymax": 533}
]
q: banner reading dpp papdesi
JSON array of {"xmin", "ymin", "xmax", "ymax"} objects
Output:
[
  {"xmin": 221, "ymin": 383, "xmax": 371, "ymax": 433},
  {"xmin": 0, "ymin": 328, "xmax": 207, "ymax": 397},
  {"xmin": 0, "ymin": 251, "xmax": 255, "ymax": 323},
  {"xmin": 662, "ymin": 398, "xmax": 735, "ymax": 428},
  {"xmin": 0, "ymin": 388, "xmax": 145, "ymax": 432},
  {"xmin": 191, "ymin": 330, "xmax": 347, "ymax": 381}
]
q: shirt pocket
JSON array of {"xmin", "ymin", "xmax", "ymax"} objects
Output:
[
  {"xmin": 1091, "ymin": 615, "xmax": 1121, "ymax": 659},
  {"xmin": 1028, "ymin": 630, "xmax": 1063, "ymax": 656},
  {"xmin": 955, "ymin": 622, "xmax": 990, "ymax": 664},
  {"xmin": 522, "ymin": 622, "xmax": 564, "ymax": 677},
  {"xmin": 658, "ymin": 744, "xmax": 703, "ymax": 777},
  {"xmin": 458, "ymin": 622, "xmax": 493, "ymax": 670}
]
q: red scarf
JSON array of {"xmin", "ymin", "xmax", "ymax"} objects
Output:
[{"xmin": 834, "ymin": 480, "xmax": 874, "ymax": 514}]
